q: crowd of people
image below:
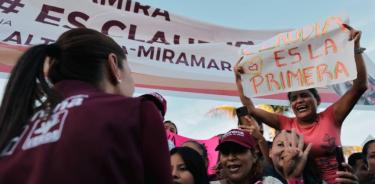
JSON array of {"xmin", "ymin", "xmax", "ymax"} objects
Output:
[
  {"xmin": 0, "ymin": 24, "xmax": 373, "ymax": 184},
  {"xmin": 166, "ymin": 119, "xmax": 375, "ymax": 184}
]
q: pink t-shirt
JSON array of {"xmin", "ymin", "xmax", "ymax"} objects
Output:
[{"xmin": 278, "ymin": 105, "xmax": 341, "ymax": 184}]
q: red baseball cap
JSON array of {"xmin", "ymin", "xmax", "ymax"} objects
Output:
[
  {"xmin": 215, "ymin": 129, "xmax": 256, "ymax": 151},
  {"xmin": 141, "ymin": 92, "xmax": 167, "ymax": 116}
]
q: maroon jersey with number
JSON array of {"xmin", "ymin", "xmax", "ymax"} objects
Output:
[{"xmin": 0, "ymin": 80, "xmax": 172, "ymax": 184}]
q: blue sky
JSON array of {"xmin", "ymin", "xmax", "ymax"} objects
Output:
[{"xmin": 135, "ymin": 1, "xmax": 375, "ymax": 145}]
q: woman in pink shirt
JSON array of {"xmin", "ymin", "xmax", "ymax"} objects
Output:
[{"xmin": 235, "ymin": 24, "xmax": 367, "ymax": 184}]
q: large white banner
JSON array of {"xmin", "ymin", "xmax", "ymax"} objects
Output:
[
  {"xmin": 0, "ymin": 0, "xmax": 374, "ymax": 108},
  {"xmin": 239, "ymin": 17, "xmax": 356, "ymax": 97},
  {"xmin": 0, "ymin": 0, "xmax": 281, "ymax": 96}
]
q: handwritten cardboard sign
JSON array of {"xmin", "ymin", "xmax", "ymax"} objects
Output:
[{"xmin": 240, "ymin": 16, "xmax": 356, "ymax": 97}]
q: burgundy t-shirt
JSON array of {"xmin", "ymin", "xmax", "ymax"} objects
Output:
[{"xmin": 0, "ymin": 80, "xmax": 172, "ymax": 184}]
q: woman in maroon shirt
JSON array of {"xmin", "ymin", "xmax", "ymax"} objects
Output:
[{"xmin": 0, "ymin": 28, "xmax": 172, "ymax": 184}]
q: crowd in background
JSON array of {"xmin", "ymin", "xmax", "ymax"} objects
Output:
[{"xmin": 165, "ymin": 119, "xmax": 375, "ymax": 184}]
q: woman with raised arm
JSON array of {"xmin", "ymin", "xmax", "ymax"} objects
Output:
[
  {"xmin": 0, "ymin": 28, "xmax": 172, "ymax": 184},
  {"xmin": 234, "ymin": 24, "xmax": 367, "ymax": 184}
]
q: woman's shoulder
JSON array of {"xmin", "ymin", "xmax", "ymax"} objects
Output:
[
  {"xmin": 56, "ymin": 93, "xmax": 143, "ymax": 122},
  {"xmin": 84, "ymin": 93, "xmax": 141, "ymax": 107}
]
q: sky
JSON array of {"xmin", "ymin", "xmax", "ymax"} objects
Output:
[{"xmin": 135, "ymin": 0, "xmax": 375, "ymax": 146}]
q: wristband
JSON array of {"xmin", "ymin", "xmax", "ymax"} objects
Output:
[{"xmin": 355, "ymin": 47, "xmax": 366, "ymax": 54}]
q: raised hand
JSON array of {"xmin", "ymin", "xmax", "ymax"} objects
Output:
[
  {"xmin": 331, "ymin": 24, "xmax": 367, "ymax": 124},
  {"xmin": 238, "ymin": 116, "xmax": 263, "ymax": 140},
  {"xmin": 239, "ymin": 115, "xmax": 272, "ymax": 164},
  {"xmin": 343, "ymin": 24, "xmax": 361, "ymax": 48},
  {"xmin": 280, "ymin": 129, "xmax": 312, "ymax": 179},
  {"xmin": 234, "ymin": 56, "xmax": 253, "ymax": 108},
  {"xmin": 233, "ymin": 56, "xmax": 281, "ymax": 129}
]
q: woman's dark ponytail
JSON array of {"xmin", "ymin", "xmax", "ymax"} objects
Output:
[
  {"xmin": 0, "ymin": 44, "xmax": 60, "ymax": 151},
  {"xmin": 0, "ymin": 28, "xmax": 126, "ymax": 151}
]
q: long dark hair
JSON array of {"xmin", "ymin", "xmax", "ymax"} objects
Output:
[
  {"xmin": 363, "ymin": 139, "xmax": 375, "ymax": 166},
  {"xmin": 171, "ymin": 147, "xmax": 209, "ymax": 184},
  {"xmin": 0, "ymin": 28, "xmax": 125, "ymax": 151},
  {"xmin": 182, "ymin": 140, "xmax": 209, "ymax": 167}
]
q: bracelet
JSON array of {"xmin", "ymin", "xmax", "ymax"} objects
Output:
[{"xmin": 355, "ymin": 47, "xmax": 366, "ymax": 54}]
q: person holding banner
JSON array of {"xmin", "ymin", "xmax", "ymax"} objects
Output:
[
  {"xmin": 0, "ymin": 28, "xmax": 172, "ymax": 184},
  {"xmin": 235, "ymin": 24, "xmax": 367, "ymax": 184}
]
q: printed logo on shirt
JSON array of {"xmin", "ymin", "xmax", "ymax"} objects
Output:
[
  {"xmin": 321, "ymin": 133, "xmax": 336, "ymax": 155},
  {"xmin": 22, "ymin": 110, "xmax": 68, "ymax": 150},
  {"xmin": 22, "ymin": 95, "xmax": 87, "ymax": 150},
  {"xmin": 0, "ymin": 125, "xmax": 29, "ymax": 156}
]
